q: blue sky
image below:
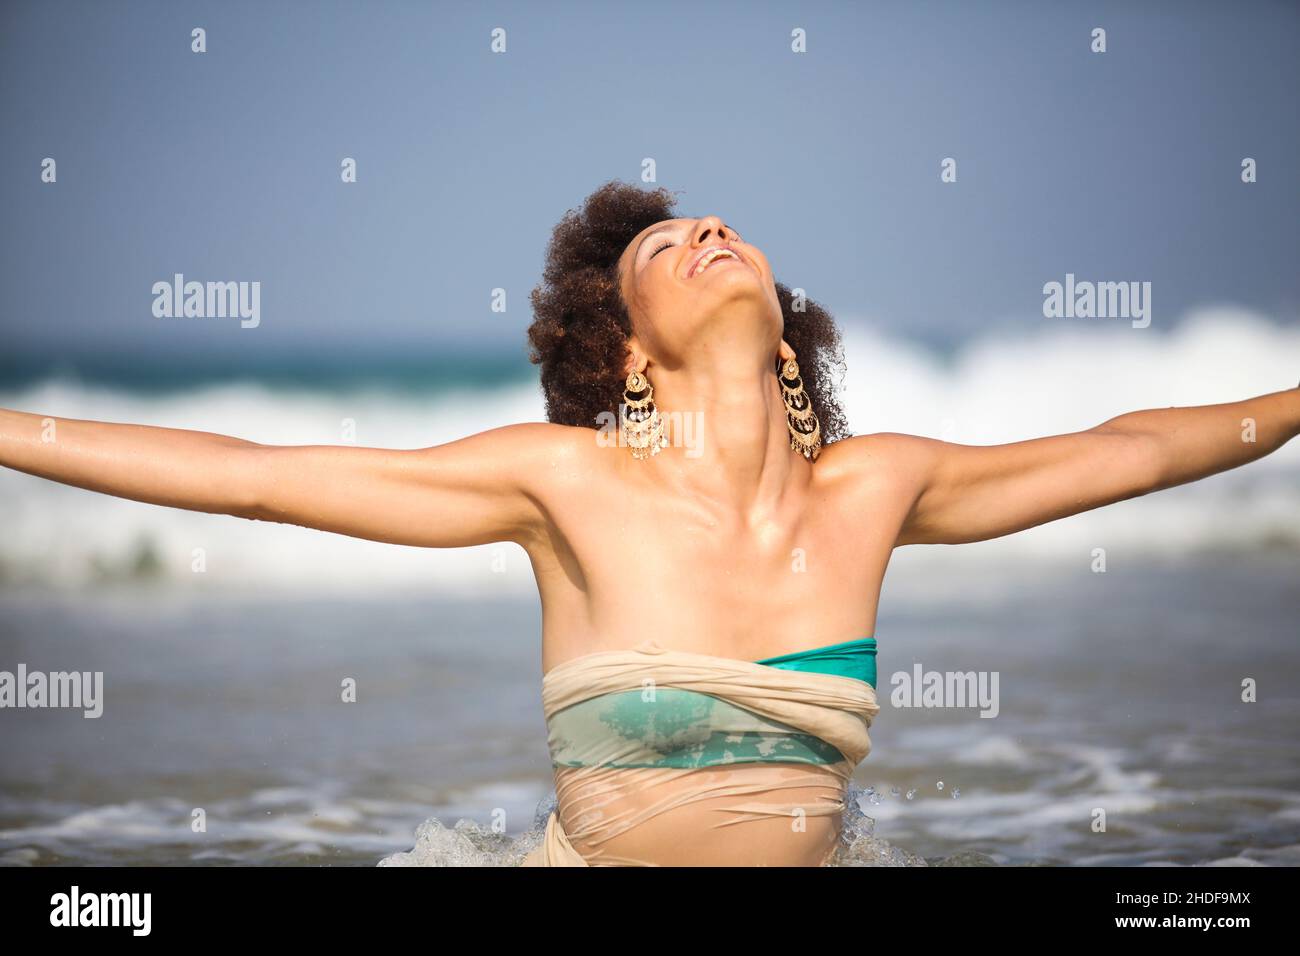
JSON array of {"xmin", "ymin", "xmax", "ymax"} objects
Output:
[{"xmin": 2, "ymin": 0, "xmax": 1296, "ymax": 372}]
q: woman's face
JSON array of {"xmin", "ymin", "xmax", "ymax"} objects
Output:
[{"xmin": 617, "ymin": 215, "xmax": 783, "ymax": 369}]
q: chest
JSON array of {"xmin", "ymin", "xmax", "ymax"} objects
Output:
[{"xmin": 531, "ymin": 474, "xmax": 902, "ymax": 662}]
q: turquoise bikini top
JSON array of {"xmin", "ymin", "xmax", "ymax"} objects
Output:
[
  {"xmin": 753, "ymin": 636, "xmax": 877, "ymax": 688},
  {"xmin": 545, "ymin": 637, "xmax": 877, "ymax": 770}
]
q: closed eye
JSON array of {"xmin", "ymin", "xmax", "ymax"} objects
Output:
[{"xmin": 649, "ymin": 240, "xmax": 674, "ymax": 259}]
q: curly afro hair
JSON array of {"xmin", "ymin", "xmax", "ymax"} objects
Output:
[{"xmin": 526, "ymin": 180, "xmax": 850, "ymax": 445}]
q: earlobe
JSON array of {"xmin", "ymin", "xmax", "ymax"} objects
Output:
[
  {"xmin": 623, "ymin": 339, "xmax": 648, "ymax": 376},
  {"xmin": 777, "ymin": 339, "xmax": 795, "ymax": 363}
]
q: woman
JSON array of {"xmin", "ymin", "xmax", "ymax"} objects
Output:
[{"xmin": 2, "ymin": 181, "xmax": 1296, "ymax": 866}]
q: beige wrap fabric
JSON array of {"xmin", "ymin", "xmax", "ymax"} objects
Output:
[{"xmin": 521, "ymin": 639, "xmax": 881, "ymax": 867}]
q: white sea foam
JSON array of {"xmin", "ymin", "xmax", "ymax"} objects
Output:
[{"xmin": 2, "ymin": 306, "xmax": 1296, "ymax": 593}]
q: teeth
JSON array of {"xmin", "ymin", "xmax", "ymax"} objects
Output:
[{"xmin": 694, "ymin": 248, "xmax": 738, "ymax": 275}]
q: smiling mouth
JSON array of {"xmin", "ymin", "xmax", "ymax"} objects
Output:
[{"xmin": 688, "ymin": 247, "xmax": 745, "ymax": 278}]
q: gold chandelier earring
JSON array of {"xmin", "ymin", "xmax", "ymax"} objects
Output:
[
  {"xmin": 620, "ymin": 368, "xmax": 668, "ymax": 460},
  {"xmin": 777, "ymin": 355, "xmax": 822, "ymax": 461}
]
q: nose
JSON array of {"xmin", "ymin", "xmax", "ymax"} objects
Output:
[{"xmin": 690, "ymin": 215, "xmax": 738, "ymax": 246}]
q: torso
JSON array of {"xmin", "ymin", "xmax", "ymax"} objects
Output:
[
  {"xmin": 514, "ymin": 429, "xmax": 913, "ymax": 865},
  {"xmin": 520, "ymin": 431, "xmax": 915, "ymax": 674}
]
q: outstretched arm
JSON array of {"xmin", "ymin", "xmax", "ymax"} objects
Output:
[
  {"xmin": 0, "ymin": 408, "xmax": 571, "ymax": 548},
  {"xmin": 878, "ymin": 385, "xmax": 1300, "ymax": 546}
]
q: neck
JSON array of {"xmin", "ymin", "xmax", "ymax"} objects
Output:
[{"xmin": 641, "ymin": 346, "xmax": 802, "ymax": 514}]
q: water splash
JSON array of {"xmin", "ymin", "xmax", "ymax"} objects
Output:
[
  {"xmin": 378, "ymin": 793, "xmax": 555, "ymax": 867},
  {"xmin": 828, "ymin": 782, "xmax": 929, "ymax": 866},
  {"xmin": 377, "ymin": 816, "xmax": 545, "ymax": 867}
]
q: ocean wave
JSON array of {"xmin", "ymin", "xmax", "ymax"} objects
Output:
[{"xmin": 2, "ymin": 306, "xmax": 1296, "ymax": 593}]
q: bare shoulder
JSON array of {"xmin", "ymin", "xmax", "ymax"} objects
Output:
[
  {"xmin": 465, "ymin": 420, "xmax": 611, "ymax": 484},
  {"xmin": 811, "ymin": 434, "xmax": 946, "ymax": 545},
  {"xmin": 509, "ymin": 420, "xmax": 606, "ymax": 462},
  {"xmin": 815, "ymin": 432, "xmax": 944, "ymax": 486},
  {"xmin": 471, "ymin": 420, "xmax": 593, "ymax": 452},
  {"xmin": 479, "ymin": 422, "xmax": 611, "ymax": 554}
]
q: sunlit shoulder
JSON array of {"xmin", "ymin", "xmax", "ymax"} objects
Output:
[{"xmin": 816, "ymin": 431, "xmax": 945, "ymax": 486}]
